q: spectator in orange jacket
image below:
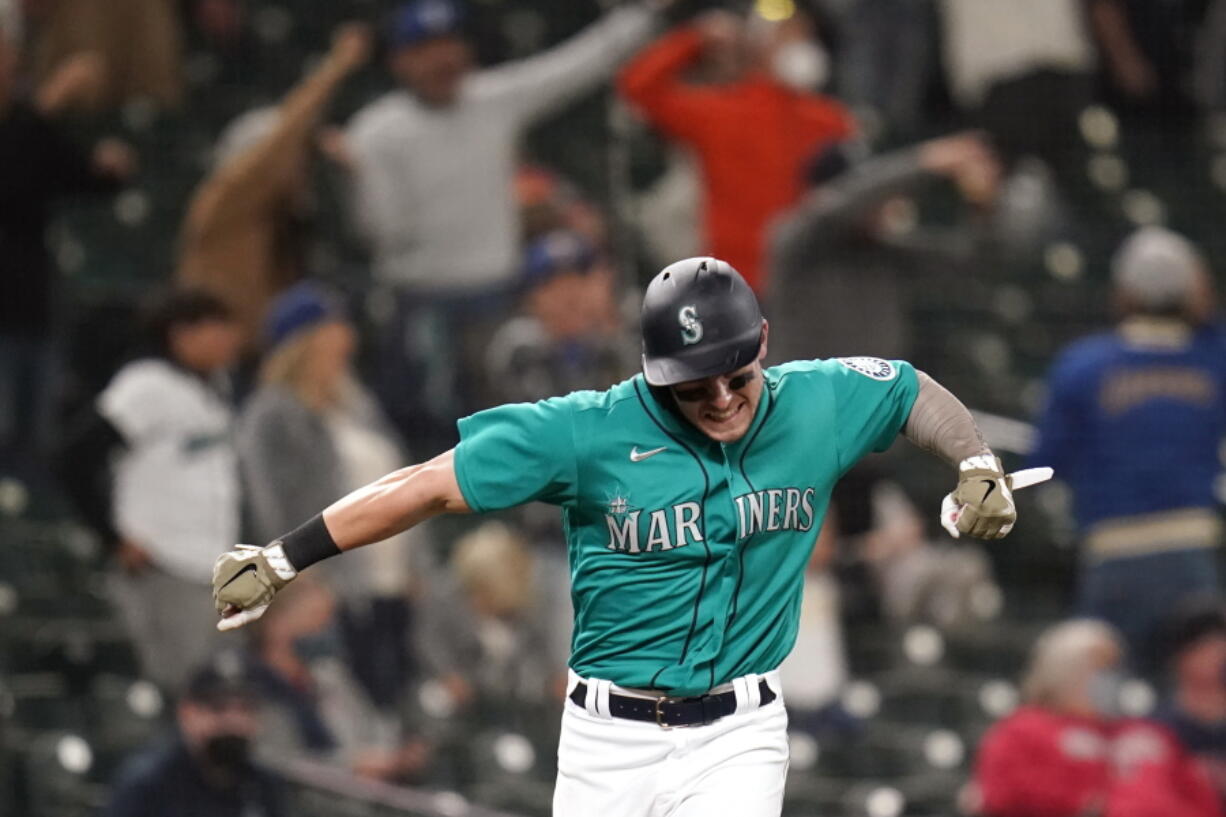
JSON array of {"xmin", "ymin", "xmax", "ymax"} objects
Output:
[
  {"xmin": 972, "ymin": 619, "xmax": 1222, "ymax": 817},
  {"xmin": 618, "ymin": 8, "xmax": 853, "ymax": 295}
]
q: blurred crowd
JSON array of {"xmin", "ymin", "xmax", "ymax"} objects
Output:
[{"xmin": 2, "ymin": 0, "xmax": 1226, "ymax": 815}]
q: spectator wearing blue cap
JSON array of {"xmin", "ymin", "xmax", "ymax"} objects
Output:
[
  {"xmin": 484, "ymin": 231, "xmax": 633, "ymax": 406},
  {"xmin": 346, "ymin": 0, "xmax": 675, "ymax": 451},
  {"xmin": 237, "ymin": 282, "xmax": 419, "ymax": 710}
]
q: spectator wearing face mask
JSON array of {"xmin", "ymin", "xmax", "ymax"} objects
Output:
[
  {"xmin": 971, "ymin": 619, "xmax": 1222, "ymax": 817},
  {"xmin": 102, "ymin": 654, "xmax": 285, "ymax": 817},
  {"xmin": 1153, "ymin": 598, "xmax": 1226, "ymax": 804},
  {"xmin": 619, "ymin": 8, "xmax": 853, "ymax": 295}
]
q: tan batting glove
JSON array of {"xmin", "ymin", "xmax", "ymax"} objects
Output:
[
  {"xmin": 941, "ymin": 455, "xmax": 1016, "ymax": 540},
  {"xmin": 212, "ymin": 543, "xmax": 298, "ymax": 631}
]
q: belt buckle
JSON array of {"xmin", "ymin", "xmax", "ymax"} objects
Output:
[{"xmin": 654, "ymin": 696, "xmax": 680, "ymax": 729}]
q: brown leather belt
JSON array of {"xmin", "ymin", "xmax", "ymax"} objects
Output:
[{"xmin": 568, "ymin": 680, "xmax": 776, "ymax": 728}]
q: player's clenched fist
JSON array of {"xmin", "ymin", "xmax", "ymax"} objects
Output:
[
  {"xmin": 943, "ymin": 455, "xmax": 1016, "ymax": 540},
  {"xmin": 212, "ymin": 543, "xmax": 298, "ymax": 631}
]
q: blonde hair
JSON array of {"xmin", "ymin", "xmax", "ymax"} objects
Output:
[
  {"xmin": 451, "ymin": 522, "xmax": 534, "ymax": 617},
  {"xmin": 260, "ymin": 327, "xmax": 318, "ymax": 400},
  {"xmin": 259, "ymin": 325, "xmax": 355, "ymax": 409},
  {"xmin": 1021, "ymin": 619, "xmax": 1123, "ymax": 707}
]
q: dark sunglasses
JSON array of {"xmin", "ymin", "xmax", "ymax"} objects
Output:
[{"xmin": 671, "ymin": 370, "xmax": 757, "ymax": 403}]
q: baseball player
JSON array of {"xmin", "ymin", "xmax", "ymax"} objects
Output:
[{"xmin": 214, "ymin": 257, "xmax": 1029, "ymax": 816}]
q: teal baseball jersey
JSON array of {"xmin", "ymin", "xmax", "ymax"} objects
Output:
[{"xmin": 453, "ymin": 357, "xmax": 920, "ymax": 696}]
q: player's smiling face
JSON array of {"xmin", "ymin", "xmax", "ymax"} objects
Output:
[{"xmin": 670, "ymin": 330, "xmax": 769, "ymax": 443}]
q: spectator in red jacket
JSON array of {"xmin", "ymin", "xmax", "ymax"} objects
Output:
[
  {"xmin": 618, "ymin": 8, "xmax": 853, "ymax": 294},
  {"xmin": 972, "ymin": 618, "xmax": 1222, "ymax": 817}
]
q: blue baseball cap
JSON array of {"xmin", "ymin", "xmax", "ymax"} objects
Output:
[
  {"xmin": 521, "ymin": 231, "xmax": 596, "ymax": 289},
  {"xmin": 265, "ymin": 282, "xmax": 345, "ymax": 349},
  {"xmin": 389, "ymin": 0, "xmax": 464, "ymax": 49}
]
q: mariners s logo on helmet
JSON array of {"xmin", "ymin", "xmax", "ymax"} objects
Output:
[{"xmin": 678, "ymin": 305, "xmax": 703, "ymax": 346}]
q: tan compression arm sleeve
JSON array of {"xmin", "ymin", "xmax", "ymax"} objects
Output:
[{"xmin": 903, "ymin": 370, "xmax": 992, "ymax": 467}]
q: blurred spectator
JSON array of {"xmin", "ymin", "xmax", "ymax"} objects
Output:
[
  {"xmin": 1195, "ymin": 0, "xmax": 1226, "ymax": 112},
  {"xmin": 249, "ymin": 578, "xmax": 430, "ymax": 783},
  {"xmin": 777, "ymin": 512, "xmax": 855, "ymax": 740},
  {"xmin": 859, "ymin": 479, "xmax": 996, "ymax": 627},
  {"xmin": 1153, "ymin": 597, "xmax": 1226, "ymax": 802},
  {"xmin": 766, "ymin": 132, "xmax": 1000, "ymax": 365},
  {"xmin": 56, "ymin": 288, "xmax": 241, "ymax": 693},
  {"xmin": 33, "ymin": 49, "xmax": 108, "ymax": 116},
  {"xmin": 1088, "ymin": 0, "xmax": 1208, "ymax": 114},
  {"xmin": 515, "ymin": 163, "xmax": 611, "ymax": 248},
  {"xmin": 1030, "ymin": 227, "xmax": 1224, "ymax": 676},
  {"xmin": 972, "ymin": 619, "xmax": 1222, "ymax": 817},
  {"xmin": 30, "ymin": 0, "xmax": 183, "ymax": 111},
  {"xmin": 938, "ymin": 0, "xmax": 1094, "ymax": 172},
  {"xmin": 619, "ymin": 8, "xmax": 853, "ymax": 295},
  {"xmin": 416, "ymin": 522, "xmax": 569, "ymax": 715},
  {"xmin": 346, "ymin": 0, "xmax": 668, "ymax": 451},
  {"xmin": 102, "ymin": 654, "xmax": 285, "ymax": 817},
  {"xmin": 485, "ymin": 230, "xmax": 632, "ymax": 405},
  {"xmin": 0, "ymin": 18, "xmax": 135, "ymax": 469},
  {"xmin": 836, "ymin": 0, "xmax": 934, "ymax": 139},
  {"xmin": 238, "ymin": 282, "xmax": 415, "ymax": 709},
  {"xmin": 177, "ymin": 23, "xmax": 370, "ymax": 351},
  {"xmin": 633, "ymin": 148, "xmax": 702, "ymax": 269}
]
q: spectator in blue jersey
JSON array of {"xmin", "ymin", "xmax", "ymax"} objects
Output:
[
  {"xmin": 1154, "ymin": 597, "xmax": 1226, "ymax": 804},
  {"xmin": 1030, "ymin": 226, "xmax": 1223, "ymax": 676}
]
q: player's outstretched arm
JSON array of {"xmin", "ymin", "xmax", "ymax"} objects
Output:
[
  {"xmin": 903, "ymin": 372, "xmax": 1030, "ymax": 541},
  {"xmin": 212, "ymin": 449, "xmax": 469, "ymax": 630}
]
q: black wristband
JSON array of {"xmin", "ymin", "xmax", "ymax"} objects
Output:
[{"xmin": 276, "ymin": 514, "xmax": 341, "ymax": 572}]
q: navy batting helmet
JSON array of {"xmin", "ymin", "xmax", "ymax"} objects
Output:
[{"xmin": 641, "ymin": 257, "xmax": 764, "ymax": 386}]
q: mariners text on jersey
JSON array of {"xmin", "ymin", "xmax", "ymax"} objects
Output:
[{"xmin": 453, "ymin": 357, "xmax": 919, "ymax": 696}]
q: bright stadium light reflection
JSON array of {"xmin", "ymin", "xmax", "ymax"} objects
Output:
[
  {"xmin": 903, "ymin": 625, "xmax": 944, "ymax": 666},
  {"xmin": 979, "ymin": 679, "xmax": 1019, "ymax": 718},
  {"xmin": 842, "ymin": 680, "xmax": 881, "ymax": 719},
  {"xmin": 493, "ymin": 732, "xmax": 535, "ymax": 774},
  {"xmin": 1120, "ymin": 679, "xmax": 1156, "ymax": 717},
  {"xmin": 126, "ymin": 680, "xmax": 164, "ymax": 719},
  {"xmin": 924, "ymin": 729, "xmax": 965, "ymax": 769},
  {"xmin": 865, "ymin": 785, "xmax": 905, "ymax": 817},
  {"xmin": 57, "ymin": 734, "xmax": 93, "ymax": 774},
  {"xmin": 754, "ymin": 0, "xmax": 796, "ymax": 21},
  {"xmin": 788, "ymin": 732, "xmax": 819, "ymax": 770},
  {"xmin": 431, "ymin": 791, "xmax": 468, "ymax": 817}
]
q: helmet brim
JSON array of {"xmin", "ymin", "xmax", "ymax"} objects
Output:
[{"xmin": 642, "ymin": 324, "xmax": 763, "ymax": 387}]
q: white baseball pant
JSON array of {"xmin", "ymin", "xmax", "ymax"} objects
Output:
[{"xmin": 553, "ymin": 669, "xmax": 790, "ymax": 817}]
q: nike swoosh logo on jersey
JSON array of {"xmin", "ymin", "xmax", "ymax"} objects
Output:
[{"xmin": 630, "ymin": 446, "xmax": 667, "ymax": 462}]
